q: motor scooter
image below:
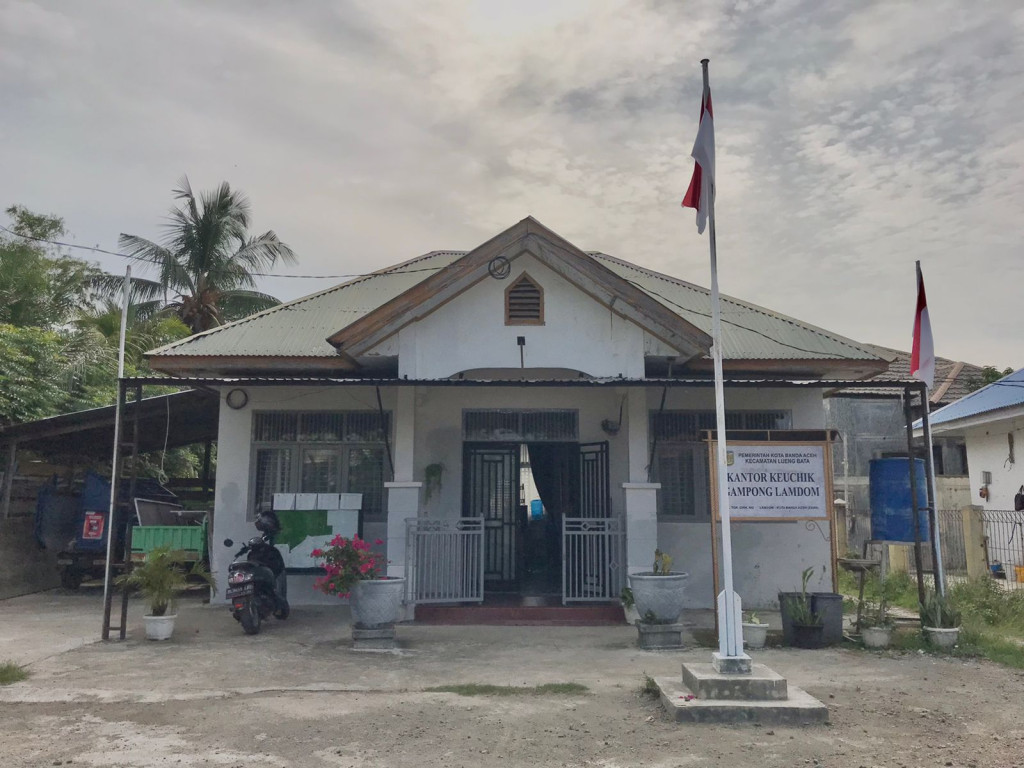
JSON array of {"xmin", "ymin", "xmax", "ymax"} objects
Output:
[{"xmin": 224, "ymin": 510, "xmax": 289, "ymax": 635}]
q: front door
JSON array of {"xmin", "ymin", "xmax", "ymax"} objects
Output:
[{"xmin": 463, "ymin": 443, "xmax": 520, "ymax": 591}]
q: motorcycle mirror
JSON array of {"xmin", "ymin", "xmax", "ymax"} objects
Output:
[{"xmin": 223, "ymin": 538, "xmax": 234, "ymax": 547}]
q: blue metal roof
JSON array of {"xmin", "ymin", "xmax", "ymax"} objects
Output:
[{"xmin": 927, "ymin": 367, "xmax": 1024, "ymax": 427}]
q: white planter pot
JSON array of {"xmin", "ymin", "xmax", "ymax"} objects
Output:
[
  {"xmin": 923, "ymin": 626, "xmax": 960, "ymax": 649},
  {"xmin": 144, "ymin": 614, "xmax": 177, "ymax": 641},
  {"xmin": 627, "ymin": 572, "xmax": 689, "ymax": 623},
  {"xmin": 742, "ymin": 622, "xmax": 769, "ymax": 650},
  {"xmin": 350, "ymin": 578, "xmax": 407, "ymax": 629},
  {"xmin": 861, "ymin": 625, "xmax": 893, "ymax": 649}
]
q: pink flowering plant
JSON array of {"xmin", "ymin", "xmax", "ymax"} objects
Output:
[{"xmin": 311, "ymin": 535, "xmax": 386, "ymax": 598}]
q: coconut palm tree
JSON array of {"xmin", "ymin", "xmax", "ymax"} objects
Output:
[{"xmin": 117, "ymin": 178, "xmax": 295, "ymax": 334}]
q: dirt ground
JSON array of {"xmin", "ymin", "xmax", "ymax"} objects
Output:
[{"xmin": 2, "ymin": 590, "xmax": 1023, "ymax": 768}]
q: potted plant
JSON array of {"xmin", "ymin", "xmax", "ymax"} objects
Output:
[
  {"xmin": 920, "ymin": 590, "xmax": 961, "ymax": 649},
  {"xmin": 742, "ymin": 611, "xmax": 769, "ymax": 650},
  {"xmin": 627, "ymin": 549, "xmax": 689, "ymax": 624},
  {"xmin": 116, "ymin": 546, "xmax": 213, "ymax": 641},
  {"xmin": 783, "ymin": 567, "xmax": 824, "ymax": 649},
  {"xmin": 861, "ymin": 575, "xmax": 896, "ymax": 649},
  {"xmin": 311, "ymin": 535, "xmax": 405, "ymax": 631}
]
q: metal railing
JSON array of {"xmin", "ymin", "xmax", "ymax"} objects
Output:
[
  {"xmin": 562, "ymin": 517, "xmax": 625, "ymax": 604},
  {"xmin": 405, "ymin": 517, "xmax": 485, "ymax": 604},
  {"xmin": 983, "ymin": 509, "xmax": 1024, "ymax": 589}
]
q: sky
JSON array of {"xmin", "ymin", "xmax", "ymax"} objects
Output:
[{"xmin": 1, "ymin": 0, "xmax": 1021, "ymax": 370}]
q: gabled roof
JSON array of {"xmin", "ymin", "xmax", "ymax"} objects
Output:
[
  {"xmin": 832, "ymin": 345, "xmax": 988, "ymax": 403},
  {"xmin": 147, "ymin": 217, "xmax": 886, "ymax": 378},
  {"xmin": 927, "ymin": 367, "xmax": 1024, "ymax": 430},
  {"xmin": 326, "ymin": 217, "xmax": 712, "ymax": 360}
]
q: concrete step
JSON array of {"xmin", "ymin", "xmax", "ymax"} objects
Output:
[
  {"xmin": 681, "ymin": 662, "xmax": 788, "ymax": 701},
  {"xmin": 656, "ymin": 676, "xmax": 829, "ymax": 725}
]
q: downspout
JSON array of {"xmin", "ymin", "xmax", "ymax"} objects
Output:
[
  {"xmin": 647, "ymin": 385, "xmax": 668, "ymax": 483},
  {"xmin": 375, "ymin": 386, "xmax": 395, "ymax": 478}
]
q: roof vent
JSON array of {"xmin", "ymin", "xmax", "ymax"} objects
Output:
[{"xmin": 505, "ymin": 273, "xmax": 543, "ymax": 325}]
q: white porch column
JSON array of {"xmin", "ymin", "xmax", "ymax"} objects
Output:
[
  {"xmin": 623, "ymin": 387, "xmax": 659, "ymax": 574},
  {"xmin": 386, "ymin": 387, "xmax": 420, "ymax": 579}
]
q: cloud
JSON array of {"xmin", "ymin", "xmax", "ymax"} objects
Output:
[{"xmin": 0, "ymin": 0, "xmax": 1021, "ymax": 367}]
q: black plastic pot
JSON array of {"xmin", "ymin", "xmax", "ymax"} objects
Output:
[
  {"xmin": 779, "ymin": 591, "xmax": 843, "ymax": 646},
  {"xmin": 791, "ymin": 622, "xmax": 826, "ymax": 649}
]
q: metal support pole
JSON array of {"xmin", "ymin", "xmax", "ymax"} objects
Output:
[
  {"xmin": 903, "ymin": 388, "xmax": 927, "ymax": 608},
  {"xmin": 1, "ymin": 439, "xmax": 16, "ymax": 520}
]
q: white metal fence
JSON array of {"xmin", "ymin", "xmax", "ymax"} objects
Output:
[
  {"xmin": 405, "ymin": 517, "xmax": 485, "ymax": 604},
  {"xmin": 562, "ymin": 517, "xmax": 625, "ymax": 604}
]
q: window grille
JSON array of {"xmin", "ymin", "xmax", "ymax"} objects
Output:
[
  {"xmin": 650, "ymin": 410, "xmax": 790, "ymax": 518},
  {"xmin": 463, "ymin": 410, "xmax": 578, "ymax": 442},
  {"xmin": 251, "ymin": 410, "xmax": 391, "ymax": 520},
  {"xmin": 505, "ymin": 274, "xmax": 543, "ymax": 325}
]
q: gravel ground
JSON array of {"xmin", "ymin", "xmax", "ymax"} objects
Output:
[{"xmin": 1, "ymin": 590, "xmax": 1023, "ymax": 768}]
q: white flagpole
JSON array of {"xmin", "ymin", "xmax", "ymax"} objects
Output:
[
  {"xmin": 701, "ymin": 59, "xmax": 746, "ymax": 663},
  {"xmin": 102, "ymin": 265, "xmax": 131, "ymax": 607},
  {"xmin": 921, "ymin": 387, "xmax": 947, "ymax": 596}
]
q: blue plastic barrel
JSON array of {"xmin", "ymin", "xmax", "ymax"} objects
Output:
[
  {"xmin": 529, "ymin": 499, "xmax": 544, "ymax": 519},
  {"xmin": 869, "ymin": 458, "xmax": 930, "ymax": 543}
]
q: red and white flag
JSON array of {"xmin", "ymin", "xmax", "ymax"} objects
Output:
[
  {"xmin": 910, "ymin": 261, "xmax": 935, "ymax": 389},
  {"xmin": 681, "ymin": 86, "xmax": 715, "ymax": 234}
]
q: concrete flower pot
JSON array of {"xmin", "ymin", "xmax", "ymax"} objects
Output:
[
  {"xmin": 861, "ymin": 625, "xmax": 893, "ymax": 649},
  {"xmin": 627, "ymin": 572, "xmax": 689, "ymax": 623},
  {"xmin": 144, "ymin": 614, "xmax": 177, "ymax": 641},
  {"xmin": 923, "ymin": 626, "xmax": 960, "ymax": 649},
  {"xmin": 350, "ymin": 578, "xmax": 407, "ymax": 629},
  {"xmin": 742, "ymin": 622, "xmax": 769, "ymax": 650}
]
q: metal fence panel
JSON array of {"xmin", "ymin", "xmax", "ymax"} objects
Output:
[
  {"xmin": 562, "ymin": 517, "xmax": 625, "ymax": 604},
  {"xmin": 405, "ymin": 517, "xmax": 485, "ymax": 604},
  {"xmin": 983, "ymin": 509, "xmax": 1024, "ymax": 589}
]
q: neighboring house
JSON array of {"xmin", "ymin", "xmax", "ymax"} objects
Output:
[
  {"xmin": 924, "ymin": 367, "xmax": 1024, "ymax": 577},
  {"xmin": 145, "ymin": 218, "xmax": 890, "ymax": 609},
  {"xmin": 825, "ymin": 346, "xmax": 985, "ymax": 552}
]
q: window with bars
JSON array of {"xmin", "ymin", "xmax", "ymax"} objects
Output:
[
  {"xmin": 250, "ymin": 411, "xmax": 391, "ymax": 521},
  {"xmin": 463, "ymin": 409, "xmax": 578, "ymax": 442},
  {"xmin": 505, "ymin": 273, "xmax": 544, "ymax": 325},
  {"xmin": 650, "ymin": 410, "xmax": 791, "ymax": 518}
]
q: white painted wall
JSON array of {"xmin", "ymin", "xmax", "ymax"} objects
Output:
[
  {"xmin": 212, "ymin": 385, "xmax": 395, "ymax": 605},
  {"xmin": 963, "ymin": 415, "xmax": 1024, "ymax": 571},
  {"xmin": 211, "ymin": 382, "xmax": 835, "ymax": 608},
  {"xmin": 651, "ymin": 386, "xmax": 835, "ymax": 609},
  {"xmin": 375, "ymin": 253, "xmax": 668, "ymax": 379}
]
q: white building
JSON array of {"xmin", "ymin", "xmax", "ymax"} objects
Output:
[
  {"xmin": 147, "ymin": 218, "xmax": 889, "ymax": 610},
  {"xmin": 925, "ymin": 367, "xmax": 1024, "ymax": 578}
]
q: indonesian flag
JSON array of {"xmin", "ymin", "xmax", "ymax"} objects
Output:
[
  {"xmin": 910, "ymin": 261, "xmax": 935, "ymax": 389},
  {"xmin": 682, "ymin": 86, "xmax": 715, "ymax": 234}
]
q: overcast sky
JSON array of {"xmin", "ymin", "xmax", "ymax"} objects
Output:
[{"xmin": 2, "ymin": 0, "xmax": 1021, "ymax": 369}]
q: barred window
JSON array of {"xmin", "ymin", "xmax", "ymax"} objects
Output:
[
  {"xmin": 250, "ymin": 411, "xmax": 391, "ymax": 523},
  {"xmin": 651, "ymin": 410, "xmax": 791, "ymax": 518},
  {"xmin": 463, "ymin": 409, "xmax": 578, "ymax": 442}
]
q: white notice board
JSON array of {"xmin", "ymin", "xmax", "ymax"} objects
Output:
[{"xmin": 708, "ymin": 441, "xmax": 831, "ymax": 521}]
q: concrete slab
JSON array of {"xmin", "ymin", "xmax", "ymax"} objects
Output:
[
  {"xmin": 635, "ymin": 621, "xmax": 684, "ymax": 649},
  {"xmin": 681, "ymin": 662, "xmax": 788, "ymax": 700},
  {"xmin": 656, "ymin": 676, "xmax": 829, "ymax": 725}
]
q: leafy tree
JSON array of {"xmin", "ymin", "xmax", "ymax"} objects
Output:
[
  {"xmin": 0, "ymin": 324, "xmax": 68, "ymax": 426},
  {"xmin": 966, "ymin": 366, "xmax": 1015, "ymax": 393},
  {"xmin": 0, "ymin": 205, "xmax": 110, "ymax": 328},
  {"xmin": 119, "ymin": 178, "xmax": 295, "ymax": 334}
]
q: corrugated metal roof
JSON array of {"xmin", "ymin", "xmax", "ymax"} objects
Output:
[
  {"xmin": 149, "ymin": 247, "xmax": 881, "ymax": 363},
  {"xmin": 927, "ymin": 367, "xmax": 1024, "ymax": 427},
  {"xmin": 149, "ymin": 251, "xmax": 463, "ymax": 357},
  {"xmin": 590, "ymin": 253, "xmax": 879, "ymax": 360}
]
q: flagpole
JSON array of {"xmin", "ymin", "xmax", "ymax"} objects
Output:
[
  {"xmin": 921, "ymin": 387, "xmax": 947, "ymax": 596},
  {"xmin": 701, "ymin": 58, "xmax": 745, "ymax": 663}
]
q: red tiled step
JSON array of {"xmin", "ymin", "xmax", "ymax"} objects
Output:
[{"xmin": 414, "ymin": 603, "xmax": 626, "ymax": 626}]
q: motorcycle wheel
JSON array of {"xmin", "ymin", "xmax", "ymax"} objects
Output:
[
  {"xmin": 273, "ymin": 599, "xmax": 290, "ymax": 620},
  {"xmin": 239, "ymin": 600, "xmax": 261, "ymax": 635}
]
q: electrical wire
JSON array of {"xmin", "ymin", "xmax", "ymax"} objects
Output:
[{"xmin": 4, "ymin": 223, "xmax": 889, "ymax": 362}]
